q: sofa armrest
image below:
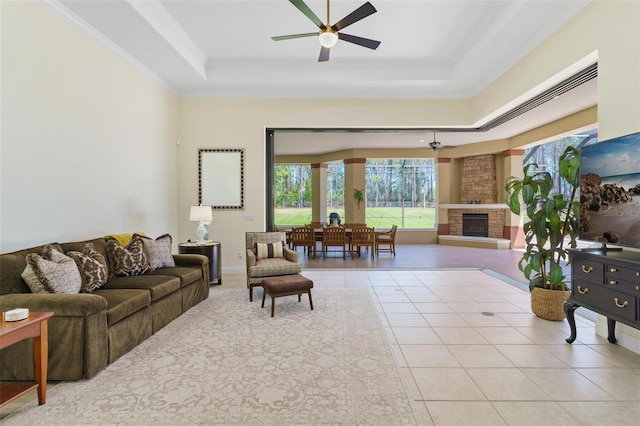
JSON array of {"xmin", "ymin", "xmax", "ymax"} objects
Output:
[
  {"xmin": 284, "ymin": 248, "xmax": 299, "ymax": 263},
  {"xmin": 0, "ymin": 293, "xmax": 107, "ymax": 316},
  {"xmin": 173, "ymin": 253, "xmax": 208, "ymax": 267},
  {"xmin": 0, "ymin": 293, "xmax": 109, "ymax": 381},
  {"xmin": 172, "ymin": 254, "xmax": 209, "ymax": 290}
]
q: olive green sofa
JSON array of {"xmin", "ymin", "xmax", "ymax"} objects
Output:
[{"xmin": 0, "ymin": 237, "xmax": 209, "ymax": 381}]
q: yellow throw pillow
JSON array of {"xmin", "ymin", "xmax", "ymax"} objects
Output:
[{"xmin": 104, "ymin": 232, "xmax": 145, "ymax": 246}]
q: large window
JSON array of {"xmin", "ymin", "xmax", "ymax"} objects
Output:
[
  {"xmin": 365, "ymin": 159, "xmax": 436, "ymax": 229},
  {"xmin": 274, "ymin": 164, "xmax": 311, "ymax": 226},
  {"xmin": 273, "ymin": 158, "xmax": 437, "ymax": 229}
]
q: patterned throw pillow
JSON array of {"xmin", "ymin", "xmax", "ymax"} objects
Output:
[
  {"xmin": 21, "ymin": 244, "xmax": 82, "ymax": 294},
  {"xmin": 67, "ymin": 243, "xmax": 109, "ymax": 293},
  {"xmin": 106, "ymin": 236, "xmax": 151, "ymax": 277},
  {"xmin": 255, "ymin": 242, "xmax": 284, "ymax": 259},
  {"xmin": 135, "ymin": 233, "xmax": 175, "ymax": 269}
]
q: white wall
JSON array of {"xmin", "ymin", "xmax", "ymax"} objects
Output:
[{"xmin": 1, "ymin": 1, "xmax": 179, "ymax": 252}]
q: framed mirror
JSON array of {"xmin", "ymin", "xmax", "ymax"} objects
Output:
[{"xmin": 199, "ymin": 148, "xmax": 244, "ymax": 209}]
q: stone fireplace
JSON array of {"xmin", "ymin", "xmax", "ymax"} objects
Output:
[
  {"xmin": 439, "ymin": 153, "xmax": 508, "ymax": 240},
  {"xmin": 461, "ymin": 154, "xmax": 497, "ymax": 204}
]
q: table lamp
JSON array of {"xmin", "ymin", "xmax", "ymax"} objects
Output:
[{"xmin": 189, "ymin": 205, "xmax": 213, "ymax": 243}]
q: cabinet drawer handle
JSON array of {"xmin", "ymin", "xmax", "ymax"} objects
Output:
[
  {"xmin": 577, "ymin": 286, "xmax": 589, "ymax": 294},
  {"xmin": 636, "ymin": 271, "xmax": 640, "ymax": 278},
  {"xmin": 609, "ymin": 280, "xmax": 617, "ymax": 285},
  {"xmin": 582, "ymin": 265, "xmax": 594, "ymax": 274},
  {"xmin": 609, "ymin": 267, "xmax": 617, "ymax": 273},
  {"xmin": 614, "ymin": 298, "xmax": 629, "ymax": 308},
  {"xmin": 636, "ymin": 285, "xmax": 639, "ymax": 291}
]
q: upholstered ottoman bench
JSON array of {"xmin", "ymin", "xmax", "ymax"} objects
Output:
[{"xmin": 260, "ymin": 274, "xmax": 314, "ymax": 317}]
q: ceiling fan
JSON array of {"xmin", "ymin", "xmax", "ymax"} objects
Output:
[
  {"xmin": 429, "ymin": 132, "xmax": 456, "ymax": 151},
  {"xmin": 272, "ymin": 0, "xmax": 381, "ymax": 62}
]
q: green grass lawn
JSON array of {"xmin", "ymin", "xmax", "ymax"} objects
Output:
[{"xmin": 275, "ymin": 207, "xmax": 436, "ymax": 229}]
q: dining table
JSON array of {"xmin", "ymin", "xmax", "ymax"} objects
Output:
[{"xmin": 285, "ymin": 226, "xmax": 389, "ymax": 254}]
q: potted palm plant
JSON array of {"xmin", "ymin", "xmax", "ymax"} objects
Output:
[{"xmin": 505, "ymin": 146, "xmax": 580, "ymax": 320}]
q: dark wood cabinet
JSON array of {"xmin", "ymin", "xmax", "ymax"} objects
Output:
[
  {"xmin": 178, "ymin": 241, "xmax": 221, "ymax": 285},
  {"xmin": 565, "ymin": 248, "xmax": 640, "ymax": 344}
]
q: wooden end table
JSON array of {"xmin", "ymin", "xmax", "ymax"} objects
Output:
[{"xmin": 0, "ymin": 311, "xmax": 54, "ymax": 407}]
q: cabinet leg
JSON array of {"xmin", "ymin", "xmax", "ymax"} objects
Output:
[
  {"xmin": 564, "ymin": 300, "xmax": 579, "ymax": 343},
  {"xmin": 607, "ymin": 317, "xmax": 617, "ymax": 344}
]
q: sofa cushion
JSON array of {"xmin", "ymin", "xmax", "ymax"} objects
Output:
[
  {"xmin": 67, "ymin": 243, "xmax": 109, "ymax": 293},
  {"xmin": 21, "ymin": 245, "xmax": 82, "ymax": 294},
  {"xmin": 147, "ymin": 267, "xmax": 202, "ymax": 288},
  {"xmin": 255, "ymin": 242, "xmax": 284, "ymax": 259},
  {"xmin": 135, "ymin": 233, "xmax": 175, "ymax": 269},
  {"xmin": 101, "ymin": 275, "xmax": 180, "ymax": 301},
  {"xmin": 93, "ymin": 288, "xmax": 151, "ymax": 326},
  {"xmin": 248, "ymin": 257, "xmax": 302, "ymax": 278},
  {"xmin": 106, "ymin": 237, "xmax": 151, "ymax": 277}
]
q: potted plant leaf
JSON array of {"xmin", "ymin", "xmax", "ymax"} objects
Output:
[
  {"xmin": 505, "ymin": 146, "xmax": 580, "ymax": 320},
  {"xmin": 354, "ymin": 189, "xmax": 365, "ymax": 209}
]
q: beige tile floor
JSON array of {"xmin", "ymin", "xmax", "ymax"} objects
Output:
[
  {"xmin": 222, "ymin": 246, "xmax": 640, "ymax": 426},
  {"xmin": 3, "ymin": 245, "xmax": 639, "ymax": 425}
]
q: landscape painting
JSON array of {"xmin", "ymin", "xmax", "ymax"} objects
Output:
[{"xmin": 579, "ymin": 132, "xmax": 640, "ymax": 247}]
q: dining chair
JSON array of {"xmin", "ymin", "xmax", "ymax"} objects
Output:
[
  {"xmin": 307, "ymin": 222, "xmax": 326, "ymax": 242},
  {"xmin": 290, "ymin": 226, "xmax": 316, "ymax": 258},
  {"xmin": 375, "ymin": 224, "xmax": 398, "ymax": 256},
  {"xmin": 321, "ymin": 226, "xmax": 347, "ymax": 259},
  {"xmin": 350, "ymin": 226, "xmax": 375, "ymax": 258},
  {"xmin": 344, "ymin": 223, "xmax": 367, "ymax": 229}
]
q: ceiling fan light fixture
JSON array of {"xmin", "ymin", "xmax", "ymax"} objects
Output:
[{"xmin": 318, "ymin": 30, "xmax": 338, "ymax": 48}]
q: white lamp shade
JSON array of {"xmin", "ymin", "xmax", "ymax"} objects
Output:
[{"xmin": 189, "ymin": 205, "xmax": 213, "ymax": 222}]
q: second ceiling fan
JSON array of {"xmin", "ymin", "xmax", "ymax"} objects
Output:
[
  {"xmin": 429, "ymin": 132, "xmax": 457, "ymax": 151},
  {"xmin": 272, "ymin": 0, "xmax": 381, "ymax": 62}
]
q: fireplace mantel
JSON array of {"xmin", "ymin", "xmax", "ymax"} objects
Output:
[{"xmin": 439, "ymin": 204, "xmax": 509, "ymax": 209}]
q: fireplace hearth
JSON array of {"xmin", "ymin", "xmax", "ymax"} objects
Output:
[{"xmin": 462, "ymin": 213, "xmax": 489, "ymax": 237}]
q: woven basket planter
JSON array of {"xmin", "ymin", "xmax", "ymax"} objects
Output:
[{"xmin": 531, "ymin": 287, "xmax": 571, "ymax": 321}]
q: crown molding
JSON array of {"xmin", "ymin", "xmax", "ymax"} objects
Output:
[
  {"xmin": 126, "ymin": 0, "xmax": 207, "ymax": 80},
  {"xmin": 40, "ymin": 0, "xmax": 177, "ymax": 95}
]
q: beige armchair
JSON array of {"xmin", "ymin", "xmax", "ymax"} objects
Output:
[{"xmin": 245, "ymin": 232, "xmax": 302, "ymax": 301}]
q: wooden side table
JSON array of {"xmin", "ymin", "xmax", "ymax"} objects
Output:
[
  {"xmin": 0, "ymin": 311, "xmax": 54, "ymax": 407},
  {"xmin": 179, "ymin": 241, "xmax": 221, "ymax": 285}
]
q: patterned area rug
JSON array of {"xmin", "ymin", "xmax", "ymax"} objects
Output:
[{"xmin": 4, "ymin": 288, "xmax": 420, "ymax": 425}]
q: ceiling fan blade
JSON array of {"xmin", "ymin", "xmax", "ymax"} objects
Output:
[
  {"xmin": 272, "ymin": 32, "xmax": 318, "ymax": 41},
  {"xmin": 318, "ymin": 46, "xmax": 330, "ymax": 62},
  {"xmin": 289, "ymin": 0, "xmax": 326, "ymax": 29},
  {"xmin": 331, "ymin": 2, "xmax": 377, "ymax": 32},
  {"xmin": 338, "ymin": 33, "xmax": 381, "ymax": 50}
]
